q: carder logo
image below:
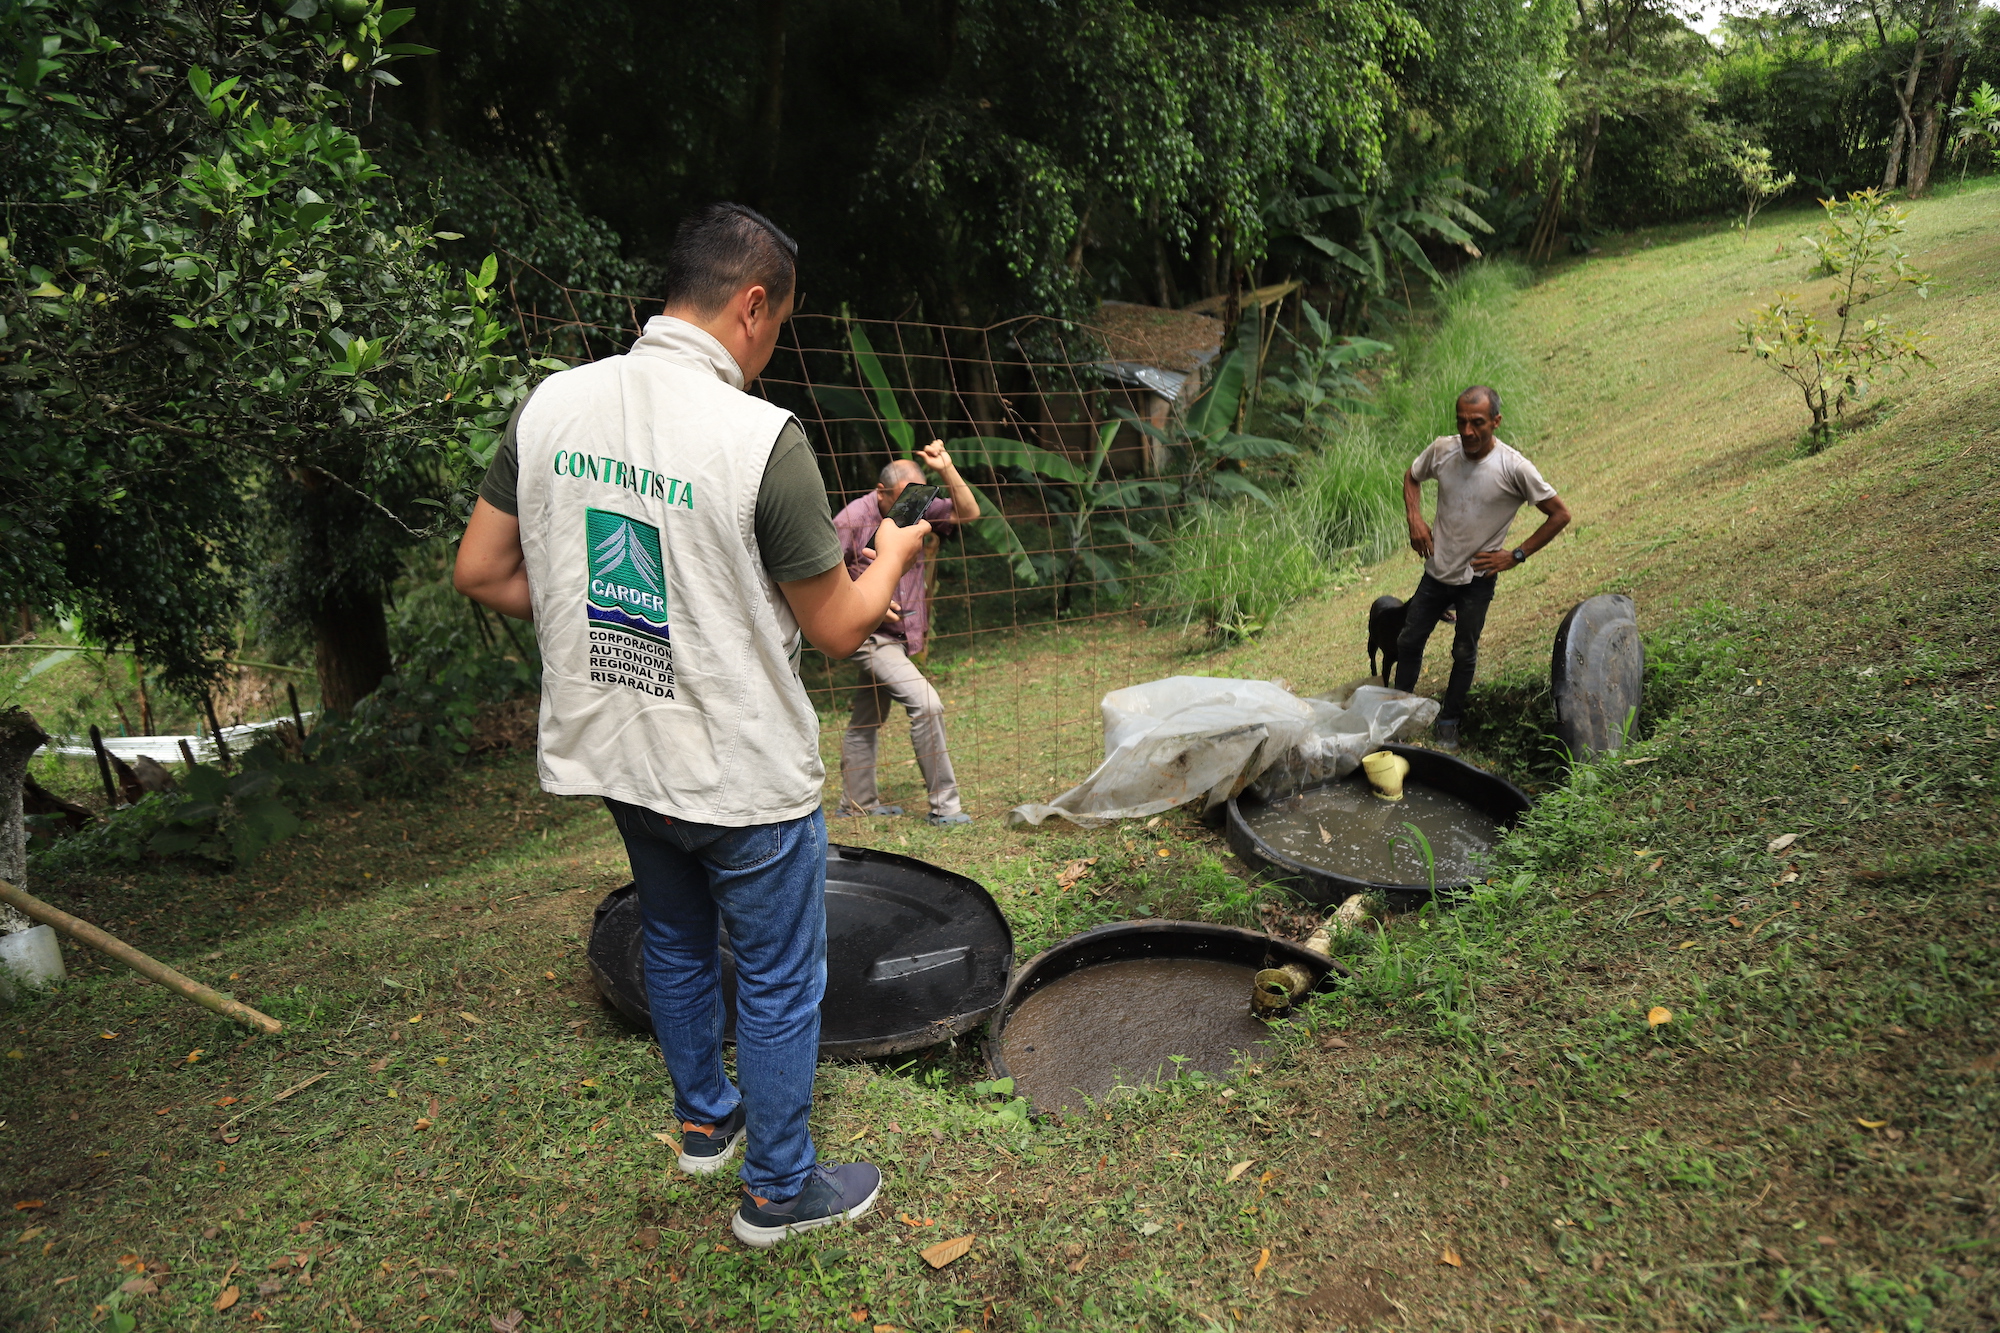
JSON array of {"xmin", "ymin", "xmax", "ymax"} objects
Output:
[{"xmin": 585, "ymin": 508, "xmax": 669, "ymax": 645}]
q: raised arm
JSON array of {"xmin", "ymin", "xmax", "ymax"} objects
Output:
[{"xmin": 919, "ymin": 439, "xmax": 980, "ymax": 522}]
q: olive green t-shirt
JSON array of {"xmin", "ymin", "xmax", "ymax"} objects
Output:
[{"xmin": 478, "ymin": 392, "xmax": 843, "ymax": 583}]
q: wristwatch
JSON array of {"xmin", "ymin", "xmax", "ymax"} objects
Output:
[{"xmin": 1511, "ymin": 547, "xmax": 1528, "ymax": 564}]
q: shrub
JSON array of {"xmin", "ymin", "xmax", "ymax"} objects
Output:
[{"xmin": 1737, "ymin": 189, "xmax": 1932, "ymax": 452}]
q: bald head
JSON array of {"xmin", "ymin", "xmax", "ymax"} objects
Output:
[
  {"xmin": 878, "ymin": 459, "xmax": 924, "ymax": 488},
  {"xmin": 873, "ymin": 457, "xmax": 926, "ymax": 516}
]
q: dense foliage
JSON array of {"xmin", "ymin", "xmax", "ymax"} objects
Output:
[
  {"xmin": 7, "ymin": 0, "xmax": 1998, "ymax": 725},
  {"xmin": 0, "ymin": 0, "xmax": 529, "ymax": 707}
]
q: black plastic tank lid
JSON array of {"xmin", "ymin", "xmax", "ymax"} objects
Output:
[
  {"xmin": 1552, "ymin": 593, "xmax": 1644, "ymax": 758},
  {"xmin": 586, "ymin": 842, "xmax": 1013, "ymax": 1059}
]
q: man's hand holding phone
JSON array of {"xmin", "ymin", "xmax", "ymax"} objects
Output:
[{"xmin": 862, "ymin": 514, "xmax": 929, "ymax": 578}]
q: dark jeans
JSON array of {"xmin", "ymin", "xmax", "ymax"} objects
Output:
[
  {"xmin": 1392, "ymin": 572, "xmax": 1498, "ymax": 723},
  {"xmin": 604, "ymin": 800, "xmax": 828, "ymax": 1199}
]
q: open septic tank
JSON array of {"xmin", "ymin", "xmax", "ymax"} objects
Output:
[
  {"xmin": 986, "ymin": 921, "xmax": 1343, "ymax": 1114},
  {"xmin": 1226, "ymin": 743, "xmax": 1531, "ymax": 911},
  {"xmin": 586, "ymin": 746, "xmax": 1529, "ymax": 1110}
]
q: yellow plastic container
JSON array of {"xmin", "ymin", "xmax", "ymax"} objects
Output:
[{"xmin": 1360, "ymin": 749, "xmax": 1410, "ymax": 801}]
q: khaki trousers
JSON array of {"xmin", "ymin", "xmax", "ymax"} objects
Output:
[{"xmin": 841, "ymin": 633, "xmax": 961, "ymax": 817}]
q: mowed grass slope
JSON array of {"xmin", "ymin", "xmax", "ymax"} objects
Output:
[{"xmin": 1, "ymin": 181, "xmax": 1995, "ymax": 1333}]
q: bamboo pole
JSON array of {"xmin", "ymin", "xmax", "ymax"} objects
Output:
[{"xmin": 0, "ymin": 878, "xmax": 282, "ymax": 1035}]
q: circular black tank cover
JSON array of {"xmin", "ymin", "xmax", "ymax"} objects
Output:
[
  {"xmin": 585, "ymin": 843, "xmax": 1013, "ymax": 1061},
  {"xmin": 1551, "ymin": 594, "xmax": 1643, "ymax": 758}
]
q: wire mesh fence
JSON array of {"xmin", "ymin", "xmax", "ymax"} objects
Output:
[{"xmin": 508, "ymin": 268, "xmax": 1302, "ymax": 817}]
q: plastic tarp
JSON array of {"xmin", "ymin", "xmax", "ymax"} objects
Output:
[{"xmin": 1008, "ymin": 677, "xmax": 1439, "ymax": 828}]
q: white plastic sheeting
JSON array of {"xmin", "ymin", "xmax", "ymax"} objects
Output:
[
  {"xmin": 1008, "ymin": 677, "xmax": 1439, "ymax": 828},
  {"xmin": 34, "ymin": 714, "xmax": 308, "ymax": 765}
]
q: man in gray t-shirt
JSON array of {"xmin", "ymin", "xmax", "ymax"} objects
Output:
[{"xmin": 1394, "ymin": 385, "xmax": 1572, "ymax": 750}]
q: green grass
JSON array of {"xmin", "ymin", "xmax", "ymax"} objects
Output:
[{"xmin": 4, "ymin": 183, "xmax": 1998, "ymax": 1332}]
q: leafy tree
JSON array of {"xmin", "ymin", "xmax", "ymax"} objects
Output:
[
  {"xmin": 1526, "ymin": 0, "xmax": 1715, "ymax": 257},
  {"xmin": 1725, "ymin": 139, "xmax": 1798, "ymax": 230},
  {"xmin": 1736, "ymin": 189, "xmax": 1931, "ymax": 451},
  {"xmin": 0, "ymin": 0, "xmax": 528, "ymax": 712}
]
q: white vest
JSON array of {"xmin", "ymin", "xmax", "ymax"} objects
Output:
[{"xmin": 515, "ymin": 317, "xmax": 823, "ymax": 826}]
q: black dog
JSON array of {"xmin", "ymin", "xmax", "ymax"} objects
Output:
[
  {"xmin": 1367, "ymin": 595, "xmax": 1405, "ymax": 686},
  {"xmin": 1367, "ymin": 593, "xmax": 1454, "ymax": 686}
]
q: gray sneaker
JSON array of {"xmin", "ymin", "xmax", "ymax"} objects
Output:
[
  {"xmin": 732, "ymin": 1162, "xmax": 882, "ymax": 1248},
  {"xmin": 835, "ymin": 805, "xmax": 903, "ymax": 818},
  {"xmin": 927, "ymin": 812, "xmax": 972, "ymax": 826},
  {"xmin": 1434, "ymin": 719, "xmax": 1461, "ymax": 752}
]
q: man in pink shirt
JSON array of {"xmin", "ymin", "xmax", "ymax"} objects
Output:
[{"xmin": 831, "ymin": 442, "xmax": 980, "ymax": 825}]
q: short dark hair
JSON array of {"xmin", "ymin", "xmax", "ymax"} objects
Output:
[
  {"xmin": 1459, "ymin": 385, "xmax": 1502, "ymax": 416},
  {"xmin": 662, "ymin": 203, "xmax": 798, "ymax": 316}
]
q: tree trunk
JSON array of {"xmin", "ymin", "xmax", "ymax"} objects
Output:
[
  {"xmin": 1572, "ymin": 111, "xmax": 1604, "ymax": 236},
  {"xmin": 0, "ymin": 709, "xmax": 50, "ymax": 930},
  {"xmin": 1883, "ymin": 34, "xmax": 1928, "ymax": 188},
  {"xmin": 1908, "ymin": 4, "xmax": 1963, "ymax": 196},
  {"xmin": 312, "ymin": 588, "xmax": 392, "ymax": 716},
  {"xmin": 747, "ymin": 0, "xmax": 787, "ymax": 206}
]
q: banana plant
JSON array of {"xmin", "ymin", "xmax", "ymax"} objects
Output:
[
  {"xmin": 1274, "ymin": 163, "xmax": 1493, "ymax": 306},
  {"xmin": 835, "ymin": 324, "xmax": 1185, "ymax": 600},
  {"xmin": 1116, "ymin": 323, "xmax": 1297, "ymax": 505},
  {"xmin": 1267, "ymin": 302, "xmax": 1391, "ymax": 438},
  {"xmin": 837, "ymin": 323, "xmax": 1052, "ymax": 582}
]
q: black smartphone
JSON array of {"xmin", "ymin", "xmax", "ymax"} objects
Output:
[{"xmin": 885, "ymin": 483, "xmax": 940, "ymax": 528}]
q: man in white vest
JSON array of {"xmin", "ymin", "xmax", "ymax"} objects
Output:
[{"xmin": 453, "ymin": 204, "xmax": 922, "ymax": 1247}]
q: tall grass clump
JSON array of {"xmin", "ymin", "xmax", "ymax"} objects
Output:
[
  {"xmin": 1151, "ymin": 499, "xmax": 1330, "ymax": 644},
  {"xmin": 1368, "ymin": 261, "xmax": 1536, "ymax": 458}
]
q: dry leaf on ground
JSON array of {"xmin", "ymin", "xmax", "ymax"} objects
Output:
[
  {"xmin": 1647, "ymin": 1007, "xmax": 1673, "ymax": 1028},
  {"xmin": 1440, "ymin": 1248, "xmax": 1463, "ymax": 1267},
  {"xmin": 1055, "ymin": 858, "xmax": 1097, "ymax": 890},
  {"xmin": 213, "ymin": 1285, "xmax": 240, "ymax": 1312},
  {"xmin": 1225, "ymin": 1160, "xmax": 1254, "ymax": 1183},
  {"xmin": 490, "ymin": 1310, "xmax": 526, "ymax": 1333},
  {"xmin": 1857, "ymin": 1117, "xmax": 1888, "ymax": 1129},
  {"xmin": 458, "ymin": 1011, "xmax": 483, "ymax": 1024},
  {"xmin": 119, "ymin": 1277, "xmax": 157, "ymax": 1296},
  {"xmin": 920, "ymin": 1235, "xmax": 975, "ymax": 1269},
  {"xmin": 1253, "ymin": 1248, "xmax": 1270, "ymax": 1278},
  {"xmin": 12, "ymin": 1201, "xmax": 43, "ymax": 1211},
  {"xmin": 1767, "ymin": 833, "xmax": 1799, "ymax": 855}
]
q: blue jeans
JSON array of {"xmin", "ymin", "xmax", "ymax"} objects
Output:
[
  {"xmin": 604, "ymin": 801, "xmax": 827, "ymax": 1199},
  {"xmin": 1392, "ymin": 572, "xmax": 1498, "ymax": 723}
]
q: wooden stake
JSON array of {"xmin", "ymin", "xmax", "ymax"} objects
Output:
[
  {"xmin": 202, "ymin": 690, "xmax": 231, "ymax": 769},
  {"xmin": 133, "ymin": 651, "xmax": 154, "ymax": 735},
  {"xmin": 88, "ymin": 724, "xmax": 117, "ymax": 807},
  {"xmin": 0, "ymin": 877, "xmax": 282, "ymax": 1035}
]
